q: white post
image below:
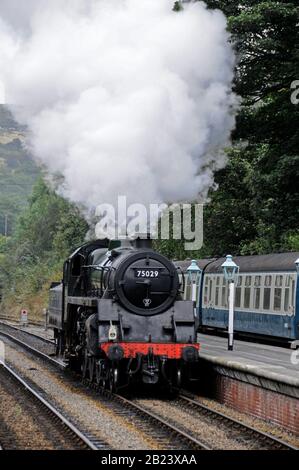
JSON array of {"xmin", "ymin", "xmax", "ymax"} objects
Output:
[
  {"xmin": 191, "ymin": 281, "xmax": 197, "ymax": 318},
  {"xmin": 228, "ymin": 281, "xmax": 235, "ymax": 350},
  {"xmin": 20, "ymin": 309, "xmax": 28, "ymax": 327},
  {"xmin": 191, "ymin": 281, "xmax": 197, "ymax": 303}
]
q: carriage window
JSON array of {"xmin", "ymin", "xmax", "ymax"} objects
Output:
[
  {"xmin": 263, "ymin": 275, "xmax": 272, "ymax": 310},
  {"xmin": 274, "ymin": 288, "xmax": 282, "ymax": 311},
  {"xmin": 285, "ymin": 275, "xmax": 291, "ymax": 287},
  {"xmin": 265, "ymin": 275, "xmax": 272, "ymax": 287},
  {"xmin": 291, "ymin": 279, "xmax": 295, "ymax": 307},
  {"xmin": 203, "ymin": 276, "xmax": 209, "ymax": 305},
  {"xmin": 254, "ymin": 276, "xmax": 261, "ymax": 286},
  {"xmin": 263, "ymin": 288, "xmax": 271, "ymax": 310},
  {"xmin": 253, "ymin": 287, "xmax": 260, "ymax": 309},
  {"xmin": 244, "ymin": 286, "xmax": 251, "ymax": 308},
  {"xmin": 235, "ymin": 276, "xmax": 242, "ymax": 308},
  {"xmin": 215, "ymin": 287, "xmax": 219, "ymax": 306},
  {"xmin": 204, "ymin": 286, "xmax": 208, "ymax": 305},
  {"xmin": 275, "ymin": 275, "xmax": 283, "ymax": 287},
  {"xmin": 216, "ymin": 276, "xmax": 220, "ymax": 286},
  {"xmin": 284, "ymin": 288, "xmax": 290, "ymax": 312},
  {"xmin": 243, "ymin": 276, "xmax": 251, "ymax": 308},
  {"xmin": 253, "ymin": 276, "xmax": 261, "ymax": 309},
  {"xmin": 209, "ymin": 280, "xmax": 212, "ymax": 302},
  {"xmin": 273, "ymin": 275, "xmax": 283, "ymax": 311},
  {"xmin": 235, "ymin": 287, "xmax": 241, "ymax": 308},
  {"xmin": 221, "ymin": 285, "xmax": 227, "ymax": 307}
]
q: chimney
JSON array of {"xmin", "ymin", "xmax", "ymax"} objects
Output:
[{"xmin": 134, "ymin": 233, "xmax": 153, "ymax": 250}]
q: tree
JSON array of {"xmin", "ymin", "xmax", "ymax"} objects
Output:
[
  {"xmin": 14, "ymin": 178, "xmax": 88, "ymax": 261},
  {"xmin": 203, "ymin": 0, "xmax": 299, "ymax": 255},
  {"xmin": 0, "ymin": 178, "xmax": 89, "ymax": 305},
  {"xmin": 173, "ymin": 1, "xmax": 184, "ymax": 12}
]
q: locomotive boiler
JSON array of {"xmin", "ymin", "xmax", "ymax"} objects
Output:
[{"xmin": 48, "ymin": 237, "xmax": 199, "ymax": 391}]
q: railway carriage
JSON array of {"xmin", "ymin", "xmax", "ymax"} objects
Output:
[{"xmin": 177, "ymin": 253, "xmax": 299, "ymax": 344}]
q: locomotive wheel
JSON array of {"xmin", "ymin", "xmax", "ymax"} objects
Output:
[
  {"xmin": 88, "ymin": 357, "xmax": 95, "ymax": 382},
  {"xmin": 82, "ymin": 349, "xmax": 88, "ymax": 379},
  {"xmin": 108, "ymin": 368, "xmax": 118, "ymax": 393},
  {"xmin": 95, "ymin": 361, "xmax": 101, "ymax": 385},
  {"xmin": 95, "ymin": 360, "xmax": 108, "ymax": 389}
]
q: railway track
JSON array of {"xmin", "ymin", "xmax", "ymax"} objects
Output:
[
  {"xmin": 0, "ymin": 328, "xmax": 64, "ymax": 369},
  {"xmin": 0, "ymin": 323, "xmax": 297, "ymax": 451},
  {"xmin": 0, "ymin": 326, "xmax": 209, "ymax": 450},
  {"xmin": 0, "ymin": 314, "xmax": 44, "ymax": 328},
  {"xmin": 177, "ymin": 392, "xmax": 298, "ymax": 451},
  {"xmin": 0, "ymin": 361, "xmax": 106, "ymax": 450},
  {"xmin": 0, "ymin": 320, "xmax": 54, "ymax": 345},
  {"xmin": 95, "ymin": 385, "xmax": 210, "ymax": 450}
]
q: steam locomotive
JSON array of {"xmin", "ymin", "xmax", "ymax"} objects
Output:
[{"xmin": 48, "ymin": 237, "xmax": 199, "ymax": 391}]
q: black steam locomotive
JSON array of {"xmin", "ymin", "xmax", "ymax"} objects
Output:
[{"xmin": 48, "ymin": 237, "xmax": 199, "ymax": 390}]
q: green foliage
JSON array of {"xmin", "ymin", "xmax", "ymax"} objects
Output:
[
  {"xmin": 15, "ymin": 178, "xmax": 88, "ymax": 260},
  {"xmin": 203, "ymin": 147, "xmax": 256, "ymax": 256},
  {"xmin": 0, "ymin": 107, "xmax": 89, "ymax": 313},
  {"xmin": 0, "ymin": 178, "xmax": 88, "ymax": 306},
  {"xmin": 1, "ymin": 1, "xmax": 298, "ymax": 311},
  {"xmin": 155, "ymin": 0, "xmax": 299, "ymax": 258},
  {"xmin": 0, "ymin": 105, "xmax": 24, "ymax": 130},
  {"xmin": 203, "ymin": 0, "xmax": 298, "ymax": 255},
  {"xmin": 0, "ymin": 106, "xmax": 40, "ymax": 235},
  {"xmin": 173, "ymin": 2, "xmax": 184, "ymax": 12}
]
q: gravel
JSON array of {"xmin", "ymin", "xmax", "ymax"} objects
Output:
[
  {"xmin": 2, "ymin": 322, "xmax": 297, "ymax": 449},
  {"xmin": 0, "ymin": 322, "xmax": 55, "ymax": 355},
  {"xmin": 135, "ymin": 398, "xmax": 253, "ymax": 450},
  {"xmin": 2, "ymin": 342, "xmax": 157, "ymax": 450},
  {"xmin": 190, "ymin": 394, "xmax": 299, "ymax": 448},
  {"xmin": 0, "ymin": 367, "xmax": 78, "ymax": 450}
]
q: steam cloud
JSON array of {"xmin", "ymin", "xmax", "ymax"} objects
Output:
[{"xmin": 0, "ymin": 0, "xmax": 236, "ymax": 219}]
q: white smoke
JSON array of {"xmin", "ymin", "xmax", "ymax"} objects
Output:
[{"xmin": 0, "ymin": 0, "xmax": 236, "ymax": 217}]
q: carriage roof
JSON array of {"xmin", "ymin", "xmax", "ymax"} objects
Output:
[{"xmin": 174, "ymin": 252, "xmax": 299, "ymax": 274}]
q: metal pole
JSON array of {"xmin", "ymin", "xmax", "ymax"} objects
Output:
[
  {"xmin": 228, "ymin": 281, "xmax": 235, "ymax": 351},
  {"xmin": 191, "ymin": 281, "xmax": 197, "ymax": 303},
  {"xmin": 192, "ymin": 281, "xmax": 198, "ymax": 319}
]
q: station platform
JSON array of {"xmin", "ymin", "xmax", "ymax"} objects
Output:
[
  {"xmin": 198, "ymin": 333, "xmax": 299, "ymax": 387},
  {"xmin": 197, "ymin": 333, "xmax": 299, "ymax": 434}
]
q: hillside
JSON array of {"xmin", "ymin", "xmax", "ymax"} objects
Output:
[{"xmin": 0, "ymin": 105, "xmax": 40, "ymax": 235}]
